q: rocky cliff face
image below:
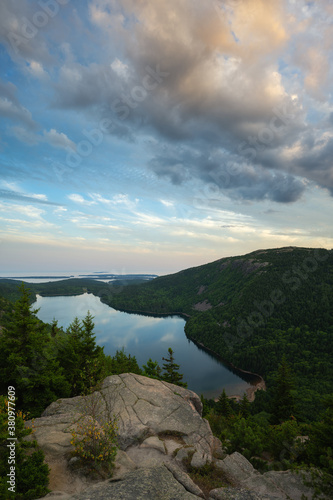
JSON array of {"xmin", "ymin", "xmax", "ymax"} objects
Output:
[{"xmin": 28, "ymin": 373, "xmax": 319, "ymax": 500}]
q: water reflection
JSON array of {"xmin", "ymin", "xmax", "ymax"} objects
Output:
[{"xmin": 33, "ymin": 293, "xmax": 253, "ymax": 399}]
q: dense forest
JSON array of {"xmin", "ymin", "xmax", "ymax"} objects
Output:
[
  {"xmin": 0, "ymin": 246, "xmax": 332, "ymax": 498},
  {"xmin": 37, "ymin": 246, "xmax": 330, "ymax": 424},
  {"xmin": 104, "ymin": 247, "xmax": 333, "ymax": 422},
  {"xmin": 0, "ymin": 284, "xmax": 187, "ymax": 498},
  {"xmin": 0, "ymin": 246, "xmax": 332, "ymax": 423}
]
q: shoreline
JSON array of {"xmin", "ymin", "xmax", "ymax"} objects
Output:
[
  {"xmin": 191, "ymin": 339, "xmax": 266, "ymax": 402},
  {"xmin": 35, "ymin": 293, "xmax": 266, "ymax": 402},
  {"xmin": 100, "ymin": 302, "xmax": 191, "ymax": 320},
  {"xmin": 227, "ymin": 360, "xmax": 266, "ymax": 402},
  {"xmin": 100, "ymin": 303, "xmax": 267, "ymax": 402},
  {"xmin": 228, "ymin": 377, "xmax": 266, "ymax": 403}
]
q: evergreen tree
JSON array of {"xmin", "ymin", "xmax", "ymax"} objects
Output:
[
  {"xmin": 161, "ymin": 348, "xmax": 187, "ymax": 387},
  {"xmin": 200, "ymin": 394, "xmax": 211, "ymax": 418},
  {"xmin": 56, "ymin": 313, "xmax": 104, "ymax": 396},
  {"xmin": 142, "ymin": 358, "xmax": 162, "ymax": 379},
  {"xmin": 81, "ymin": 310, "xmax": 101, "ymax": 358},
  {"xmin": 108, "ymin": 348, "xmax": 142, "ymax": 375},
  {"xmin": 306, "ymin": 395, "xmax": 333, "ymax": 471},
  {"xmin": 216, "ymin": 389, "xmax": 232, "ymax": 418},
  {"xmin": 50, "ymin": 318, "xmax": 59, "ymax": 338},
  {"xmin": 239, "ymin": 393, "xmax": 250, "ymax": 418},
  {"xmin": 0, "ymin": 284, "xmax": 70, "ymax": 416},
  {"xmin": 272, "ymin": 356, "xmax": 296, "ymax": 423}
]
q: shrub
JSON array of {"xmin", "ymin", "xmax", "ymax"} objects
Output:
[
  {"xmin": 71, "ymin": 417, "xmax": 118, "ymax": 467},
  {"xmin": 70, "ymin": 390, "xmax": 118, "ymax": 478}
]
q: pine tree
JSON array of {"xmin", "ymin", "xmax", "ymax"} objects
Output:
[
  {"xmin": 239, "ymin": 393, "xmax": 250, "ymax": 418},
  {"xmin": 50, "ymin": 318, "xmax": 60, "ymax": 338},
  {"xmin": 161, "ymin": 348, "xmax": 187, "ymax": 388},
  {"xmin": 0, "ymin": 284, "xmax": 70, "ymax": 416},
  {"xmin": 109, "ymin": 348, "xmax": 142, "ymax": 375},
  {"xmin": 216, "ymin": 389, "xmax": 232, "ymax": 418},
  {"xmin": 272, "ymin": 356, "xmax": 296, "ymax": 423},
  {"xmin": 81, "ymin": 311, "xmax": 104, "ymax": 360},
  {"xmin": 56, "ymin": 313, "xmax": 104, "ymax": 395},
  {"xmin": 142, "ymin": 358, "xmax": 162, "ymax": 379}
]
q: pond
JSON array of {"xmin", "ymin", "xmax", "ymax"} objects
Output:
[{"xmin": 33, "ymin": 293, "xmax": 254, "ymax": 400}]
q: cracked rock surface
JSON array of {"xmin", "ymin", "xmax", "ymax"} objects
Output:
[
  {"xmin": 32, "ymin": 373, "xmax": 213, "ymax": 497},
  {"xmin": 33, "ymin": 374, "xmax": 321, "ymax": 500},
  {"xmin": 41, "ymin": 373, "xmax": 214, "ymax": 462},
  {"xmin": 62, "ymin": 466, "xmax": 200, "ymax": 500}
]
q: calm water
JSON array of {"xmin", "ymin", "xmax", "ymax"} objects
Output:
[{"xmin": 33, "ymin": 293, "xmax": 253, "ymax": 399}]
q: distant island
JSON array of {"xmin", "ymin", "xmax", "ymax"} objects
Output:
[{"xmin": 0, "ymin": 273, "xmax": 158, "ymax": 280}]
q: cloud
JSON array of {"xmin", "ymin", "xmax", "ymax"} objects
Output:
[
  {"xmin": 53, "ymin": 206, "xmax": 67, "ymax": 215},
  {"xmin": 1, "ymin": 0, "xmax": 333, "ymax": 211},
  {"xmin": 9, "ymin": 125, "xmax": 40, "ymax": 145},
  {"xmin": 26, "ymin": 60, "xmax": 49, "ymax": 80},
  {"xmin": 160, "ymin": 199, "xmax": 174, "ymax": 207},
  {"xmin": 40, "ymin": 0, "xmax": 330, "ymax": 202},
  {"xmin": 111, "ymin": 58, "xmax": 130, "ymax": 79},
  {"xmin": 0, "ymin": 79, "xmax": 36, "ymax": 128},
  {"xmin": 0, "ymin": 0, "xmax": 56, "ymax": 63},
  {"xmin": 8, "ymin": 124, "xmax": 76, "ymax": 151},
  {"xmin": 0, "ymin": 188, "xmax": 59, "ymax": 206},
  {"xmin": 68, "ymin": 193, "xmax": 96, "ymax": 206},
  {"xmin": 0, "ymin": 201, "xmax": 57, "ymax": 233},
  {"xmin": 89, "ymin": 193, "xmax": 139, "ymax": 210},
  {"xmin": 43, "ymin": 129, "xmax": 76, "ymax": 151},
  {"xmin": 68, "ymin": 194, "xmax": 86, "ymax": 203},
  {"xmin": 0, "ymin": 79, "xmax": 19, "ymax": 105},
  {"xmin": 9, "ymin": 204, "xmax": 45, "ymax": 219}
]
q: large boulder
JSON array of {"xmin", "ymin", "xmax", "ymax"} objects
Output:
[
  {"xmin": 31, "ymin": 375, "xmax": 322, "ymax": 500},
  {"xmin": 215, "ymin": 452, "xmax": 255, "ymax": 485},
  {"xmin": 241, "ymin": 470, "xmax": 316, "ymax": 500},
  {"xmin": 31, "ymin": 373, "xmax": 214, "ymax": 496},
  {"xmin": 59, "ymin": 466, "xmax": 201, "ymax": 500},
  {"xmin": 212, "ymin": 452, "xmax": 323, "ymax": 500}
]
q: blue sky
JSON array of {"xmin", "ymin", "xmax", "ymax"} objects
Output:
[{"xmin": 0, "ymin": 0, "xmax": 332, "ymax": 274}]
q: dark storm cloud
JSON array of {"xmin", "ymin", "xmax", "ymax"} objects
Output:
[
  {"xmin": 148, "ymin": 141, "xmax": 307, "ymax": 203},
  {"xmin": 15, "ymin": 0, "xmax": 332, "ymax": 204}
]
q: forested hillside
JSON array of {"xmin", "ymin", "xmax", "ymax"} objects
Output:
[
  {"xmin": 0, "ymin": 246, "xmax": 332, "ymax": 422},
  {"xmin": 0, "ymin": 260, "xmax": 332, "ymax": 497},
  {"xmin": 100, "ymin": 246, "xmax": 333, "ymax": 421}
]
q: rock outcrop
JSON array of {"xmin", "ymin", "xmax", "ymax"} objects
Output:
[
  {"xmin": 30, "ymin": 374, "xmax": 321, "ymax": 500},
  {"xmin": 212, "ymin": 452, "xmax": 317, "ymax": 500},
  {"xmin": 31, "ymin": 373, "xmax": 213, "ymax": 497}
]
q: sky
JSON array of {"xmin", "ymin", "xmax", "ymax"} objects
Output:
[{"xmin": 0, "ymin": 0, "xmax": 332, "ymax": 275}]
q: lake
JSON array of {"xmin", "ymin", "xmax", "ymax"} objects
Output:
[{"xmin": 33, "ymin": 293, "xmax": 254, "ymax": 400}]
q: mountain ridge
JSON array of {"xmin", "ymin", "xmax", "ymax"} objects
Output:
[
  {"xmin": 99, "ymin": 246, "xmax": 332, "ymax": 421},
  {"xmin": 0, "ymin": 246, "xmax": 332, "ymax": 420}
]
